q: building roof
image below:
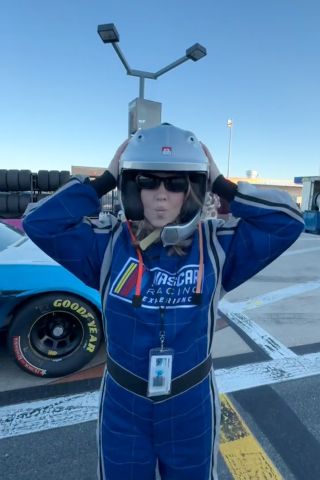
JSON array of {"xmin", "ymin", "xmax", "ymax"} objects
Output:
[
  {"xmin": 71, "ymin": 166, "xmax": 105, "ymax": 177},
  {"xmin": 229, "ymin": 177, "xmax": 302, "ymax": 188}
]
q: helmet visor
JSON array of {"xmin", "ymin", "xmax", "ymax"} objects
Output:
[{"xmin": 135, "ymin": 174, "xmax": 189, "ymax": 193}]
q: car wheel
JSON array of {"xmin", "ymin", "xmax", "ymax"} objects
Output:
[{"xmin": 8, "ymin": 293, "xmax": 102, "ymax": 378}]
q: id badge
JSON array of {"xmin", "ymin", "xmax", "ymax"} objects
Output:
[{"xmin": 147, "ymin": 348, "xmax": 174, "ymax": 397}]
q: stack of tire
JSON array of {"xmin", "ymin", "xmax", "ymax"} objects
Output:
[
  {"xmin": 0, "ymin": 169, "xmax": 70, "ymax": 218},
  {"xmin": 35, "ymin": 170, "xmax": 71, "ymax": 202}
]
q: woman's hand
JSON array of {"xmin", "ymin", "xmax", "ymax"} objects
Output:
[
  {"xmin": 200, "ymin": 142, "xmax": 221, "ymax": 186},
  {"xmin": 107, "ymin": 139, "xmax": 130, "ymax": 181}
]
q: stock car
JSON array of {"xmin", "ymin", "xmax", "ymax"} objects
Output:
[{"xmin": 0, "ymin": 220, "xmax": 103, "ymax": 378}]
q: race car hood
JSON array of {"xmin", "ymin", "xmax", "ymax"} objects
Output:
[{"xmin": 0, "ymin": 237, "xmax": 58, "ymax": 265}]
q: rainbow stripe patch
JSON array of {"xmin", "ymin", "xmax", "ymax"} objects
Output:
[{"xmin": 112, "ymin": 259, "xmax": 140, "ymax": 298}]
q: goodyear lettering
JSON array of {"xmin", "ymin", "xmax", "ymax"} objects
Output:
[
  {"xmin": 53, "ymin": 299, "xmax": 96, "ymax": 322},
  {"xmin": 53, "ymin": 299, "xmax": 99, "ymax": 354},
  {"xmin": 86, "ymin": 343, "xmax": 96, "ymax": 353},
  {"xmin": 88, "ymin": 319, "xmax": 98, "ymax": 334}
]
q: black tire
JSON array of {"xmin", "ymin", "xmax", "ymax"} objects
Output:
[
  {"xmin": 7, "ymin": 170, "xmax": 19, "ymax": 191},
  {"xmin": 49, "ymin": 170, "xmax": 60, "ymax": 191},
  {"xmin": 37, "ymin": 170, "xmax": 49, "ymax": 191},
  {"xmin": 0, "ymin": 193, "xmax": 8, "ymax": 214},
  {"xmin": 19, "ymin": 170, "xmax": 32, "ymax": 191},
  {"xmin": 59, "ymin": 170, "xmax": 71, "ymax": 186},
  {"xmin": 7, "ymin": 193, "xmax": 19, "ymax": 214},
  {"xmin": 0, "ymin": 170, "xmax": 7, "ymax": 191},
  {"xmin": 8, "ymin": 293, "xmax": 102, "ymax": 378},
  {"xmin": 19, "ymin": 193, "xmax": 32, "ymax": 213}
]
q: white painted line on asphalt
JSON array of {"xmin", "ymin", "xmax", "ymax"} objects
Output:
[
  {"xmin": 219, "ymin": 281, "xmax": 320, "ymax": 359},
  {"xmin": 0, "ymin": 391, "xmax": 98, "ymax": 440},
  {"xmin": 218, "ymin": 306, "xmax": 296, "ymax": 359},
  {"xmin": 217, "ymin": 352, "xmax": 320, "ymax": 394},
  {"xmin": 1, "ymin": 352, "xmax": 320, "ymax": 440},
  {"xmin": 221, "ymin": 279, "xmax": 320, "ymax": 313}
]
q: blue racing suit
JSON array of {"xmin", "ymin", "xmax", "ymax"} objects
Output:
[{"xmin": 23, "ymin": 175, "xmax": 304, "ymax": 480}]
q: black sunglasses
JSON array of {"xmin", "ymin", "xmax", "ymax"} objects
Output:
[{"xmin": 135, "ymin": 174, "xmax": 189, "ymax": 193}]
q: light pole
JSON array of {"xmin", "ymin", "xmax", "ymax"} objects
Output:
[
  {"xmin": 97, "ymin": 23, "xmax": 207, "ymax": 135},
  {"xmin": 226, "ymin": 118, "xmax": 233, "ymax": 178}
]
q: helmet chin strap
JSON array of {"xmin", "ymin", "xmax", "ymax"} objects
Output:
[{"xmin": 139, "ymin": 228, "xmax": 162, "ymax": 251}]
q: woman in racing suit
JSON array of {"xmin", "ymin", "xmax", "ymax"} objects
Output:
[{"xmin": 23, "ymin": 123, "xmax": 304, "ymax": 480}]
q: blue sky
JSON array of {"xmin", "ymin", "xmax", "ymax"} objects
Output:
[{"xmin": 1, "ymin": 0, "xmax": 319, "ymax": 179}]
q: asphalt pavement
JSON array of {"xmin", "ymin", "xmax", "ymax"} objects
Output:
[{"xmin": 1, "ymin": 232, "xmax": 320, "ymax": 480}]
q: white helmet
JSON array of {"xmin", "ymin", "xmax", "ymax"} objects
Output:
[{"xmin": 119, "ymin": 123, "xmax": 209, "ymax": 245}]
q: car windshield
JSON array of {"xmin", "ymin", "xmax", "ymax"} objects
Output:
[{"xmin": 0, "ymin": 222, "xmax": 24, "ymax": 252}]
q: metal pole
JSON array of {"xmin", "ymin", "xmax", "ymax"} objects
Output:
[
  {"xmin": 139, "ymin": 77, "xmax": 145, "ymax": 99},
  {"xmin": 227, "ymin": 119, "xmax": 233, "ymax": 178}
]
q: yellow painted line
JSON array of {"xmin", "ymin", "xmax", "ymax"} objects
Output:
[
  {"xmin": 219, "ymin": 394, "xmax": 282, "ymax": 479},
  {"xmin": 114, "ymin": 262, "xmax": 137, "ymax": 293}
]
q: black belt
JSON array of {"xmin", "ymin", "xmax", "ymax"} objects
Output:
[{"xmin": 106, "ymin": 353, "xmax": 213, "ymax": 403}]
